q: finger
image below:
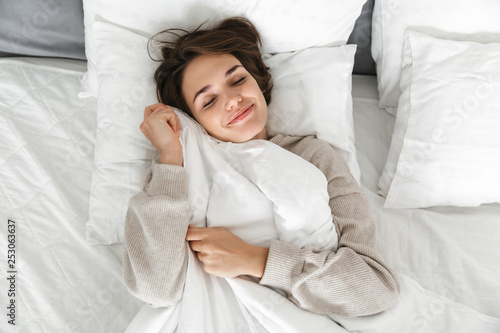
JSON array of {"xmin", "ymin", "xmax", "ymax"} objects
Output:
[
  {"xmin": 149, "ymin": 105, "xmax": 175, "ymax": 123},
  {"xmin": 146, "ymin": 102, "xmax": 165, "ymax": 111},
  {"xmin": 144, "ymin": 103, "xmax": 171, "ymax": 120},
  {"xmin": 139, "ymin": 122, "xmax": 148, "ymax": 137},
  {"xmin": 144, "ymin": 103, "xmax": 161, "ymax": 120},
  {"xmin": 185, "ymin": 226, "xmax": 208, "ymax": 241},
  {"xmin": 145, "ymin": 108, "xmax": 178, "ymax": 135},
  {"xmin": 144, "ymin": 105, "xmax": 159, "ymax": 121},
  {"xmin": 188, "ymin": 240, "xmax": 203, "ymax": 252},
  {"xmin": 196, "ymin": 251, "xmax": 207, "ymax": 263},
  {"xmin": 165, "ymin": 112, "xmax": 181, "ymax": 135}
]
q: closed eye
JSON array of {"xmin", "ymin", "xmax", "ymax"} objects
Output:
[
  {"xmin": 202, "ymin": 76, "xmax": 246, "ymax": 109},
  {"xmin": 233, "ymin": 76, "xmax": 246, "ymax": 85},
  {"xmin": 203, "ymin": 97, "xmax": 216, "ymax": 108}
]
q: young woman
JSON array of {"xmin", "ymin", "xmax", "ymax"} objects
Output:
[{"xmin": 123, "ymin": 17, "xmax": 400, "ymax": 318}]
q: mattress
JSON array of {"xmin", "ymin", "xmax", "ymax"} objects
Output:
[{"xmin": 0, "ymin": 57, "xmax": 498, "ymax": 332}]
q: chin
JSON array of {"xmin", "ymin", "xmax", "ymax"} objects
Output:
[
  {"xmin": 228, "ymin": 132, "xmax": 258, "ymax": 143},
  {"xmin": 218, "ymin": 118, "xmax": 267, "ymax": 143}
]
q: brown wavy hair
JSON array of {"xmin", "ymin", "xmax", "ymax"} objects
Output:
[{"xmin": 148, "ymin": 17, "xmax": 273, "ymax": 118}]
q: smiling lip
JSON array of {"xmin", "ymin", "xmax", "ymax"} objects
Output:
[{"xmin": 228, "ymin": 104, "xmax": 253, "ymax": 125}]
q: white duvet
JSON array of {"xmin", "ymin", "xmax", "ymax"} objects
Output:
[
  {"xmin": 125, "ymin": 111, "xmax": 500, "ymax": 333},
  {"xmin": 126, "ymin": 110, "xmax": 343, "ymax": 332}
]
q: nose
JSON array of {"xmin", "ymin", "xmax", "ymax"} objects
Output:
[{"xmin": 224, "ymin": 90, "xmax": 242, "ymax": 111}]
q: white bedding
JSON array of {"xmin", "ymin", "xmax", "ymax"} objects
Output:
[
  {"xmin": 0, "ymin": 58, "xmax": 143, "ymax": 332},
  {"xmin": 1, "ymin": 58, "xmax": 499, "ymax": 332},
  {"xmin": 352, "ymin": 75, "xmax": 500, "ymax": 319}
]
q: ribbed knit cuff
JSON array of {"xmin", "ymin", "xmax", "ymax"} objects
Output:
[
  {"xmin": 146, "ymin": 163, "xmax": 187, "ymax": 197},
  {"xmin": 259, "ymin": 239, "xmax": 306, "ymax": 292}
]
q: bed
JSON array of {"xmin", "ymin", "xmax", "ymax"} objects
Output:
[{"xmin": 1, "ymin": 1, "xmax": 499, "ymax": 332}]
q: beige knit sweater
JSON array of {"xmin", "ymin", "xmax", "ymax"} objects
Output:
[{"xmin": 123, "ymin": 134, "xmax": 400, "ymax": 317}]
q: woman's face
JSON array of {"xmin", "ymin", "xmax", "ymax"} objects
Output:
[{"xmin": 182, "ymin": 54, "xmax": 268, "ymax": 143}]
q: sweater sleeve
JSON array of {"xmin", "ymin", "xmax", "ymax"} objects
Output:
[
  {"xmin": 122, "ymin": 155, "xmax": 192, "ymax": 307},
  {"xmin": 259, "ymin": 135, "xmax": 400, "ymax": 317}
]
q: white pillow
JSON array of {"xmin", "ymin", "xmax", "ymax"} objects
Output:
[
  {"xmin": 86, "ymin": 20, "xmax": 360, "ymax": 245},
  {"xmin": 378, "ymin": 30, "xmax": 500, "ymax": 209},
  {"xmin": 79, "ymin": 0, "xmax": 367, "ymax": 98},
  {"xmin": 371, "ymin": 0, "xmax": 500, "ymax": 114}
]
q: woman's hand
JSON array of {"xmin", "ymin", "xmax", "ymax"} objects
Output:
[
  {"xmin": 186, "ymin": 225, "xmax": 269, "ymax": 279},
  {"xmin": 140, "ymin": 103, "xmax": 183, "ymax": 166}
]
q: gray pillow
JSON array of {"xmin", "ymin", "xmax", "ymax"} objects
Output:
[
  {"xmin": 0, "ymin": 0, "xmax": 86, "ymax": 60},
  {"xmin": 347, "ymin": 0, "xmax": 376, "ymax": 75}
]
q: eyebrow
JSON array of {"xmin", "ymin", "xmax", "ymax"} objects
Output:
[{"xmin": 192, "ymin": 65, "xmax": 243, "ymax": 104}]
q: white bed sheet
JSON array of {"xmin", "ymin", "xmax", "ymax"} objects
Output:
[
  {"xmin": 0, "ymin": 58, "xmax": 498, "ymax": 333},
  {"xmin": 0, "ymin": 58, "xmax": 143, "ymax": 333},
  {"xmin": 352, "ymin": 75, "xmax": 500, "ymax": 320}
]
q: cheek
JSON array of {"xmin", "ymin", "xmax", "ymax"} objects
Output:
[
  {"xmin": 190, "ymin": 112, "xmax": 212, "ymax": 132},
  {"xmin": 255, "ymin": 84, "xmax": 267, "ymax": 102},
  {"xmin": 195, "ymin": 110, "xmax": 222, "ymax": 131}
]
